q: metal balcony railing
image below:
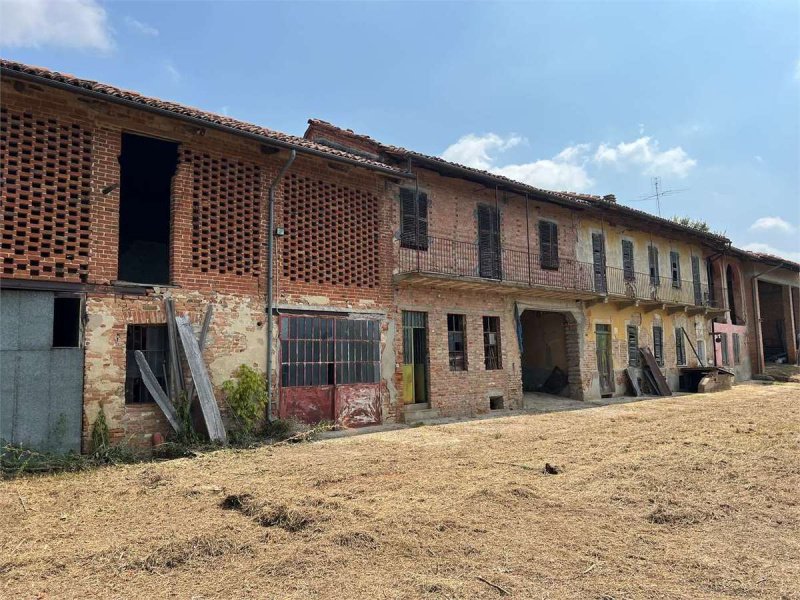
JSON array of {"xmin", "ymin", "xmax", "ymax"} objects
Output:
[{"xmin": 397, "ymin": 235, "xmax": 721, "ymax": 308}]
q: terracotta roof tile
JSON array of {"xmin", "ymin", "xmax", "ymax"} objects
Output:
[{"xmin": 1, "ymin": 60, "xmax": 408, "ymax": 176}]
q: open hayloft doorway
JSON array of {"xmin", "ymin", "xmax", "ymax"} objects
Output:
[{"xmin": 520, "ymin": 309, "xmax": 579, "ymax": 398}]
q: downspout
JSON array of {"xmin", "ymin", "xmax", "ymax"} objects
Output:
[{"xmin": 266, "ymin": 150, "xmax": 296, "ymax": 421}]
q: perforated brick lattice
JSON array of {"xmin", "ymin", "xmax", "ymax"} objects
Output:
[
  {"xmin": 185, "ymin": 149, "xmax": 263, "ymax": 277},
  {"xmin": 283, "ymin": 174, "xmax": 379, "ymax": 288},
  {"xmin": 1, "ymin": 108, "xmax": 92, "ymax": 281}
]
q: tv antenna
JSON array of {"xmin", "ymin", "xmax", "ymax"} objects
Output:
[{"xmin": 630, "ymin": 177, "xmax": 688, "ymax": 217}]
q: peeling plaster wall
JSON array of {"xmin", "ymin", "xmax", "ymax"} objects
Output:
[{"xmin": 82, "ymin": 289, "xmax": 265, "ymax": 449}]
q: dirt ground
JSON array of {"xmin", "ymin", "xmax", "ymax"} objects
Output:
[{"xmin": 2, "ymin": 382, "xmax": 799, "ymax": 600}]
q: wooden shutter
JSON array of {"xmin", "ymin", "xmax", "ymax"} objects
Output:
[
  {"xmin": 477, "ymin": 204, "xmax": 501, "ymax": 279},
  {"xmin": 675, "ymin": 327, "xmax": 685, "ymax": 365},
  {"xmin": 399, "ymin": 189, "xmax": 428, "ymax": 250},
  {"xmin": 539, "ymin": 221, "xmax": 559, "ymax": 270},
  {"xmin": 670, "ymin": 251, "xmax": 681, "ymax": 287},
  {"xmin": 592, "ymin": 233, "xmax": 607, "ymax": 292},
  {"xmin": 653, "ymin": 325, "xmax": 663, "ymax": 365},
  {"xmin": 622, "ymin": 240, "xmax": 634, "ymax": 281},
  {"xmin": 627, "ymin": 325, "xmax": 639, "ymax": 366},
  {"xmin": 691, "ymin": 256, "xmax": 702, "ymax": 305},
  {"xmin": 648, "ymin": 245, "xmax": 660, "ymax": 285}
]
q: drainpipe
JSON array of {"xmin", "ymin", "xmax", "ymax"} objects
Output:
[{"xmin": 266, "ymin": 150, "xmax": 296, "ymax": 421}]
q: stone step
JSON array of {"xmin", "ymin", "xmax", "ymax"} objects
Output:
[{"xmin": 402, "ymin": 404, "xmax": 440, "ymax": 423}]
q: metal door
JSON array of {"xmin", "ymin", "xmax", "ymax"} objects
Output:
[
  {"xmin": 0, "ymin": 290, "xmax": 84, "ymax": 453},
  {"xmin": 595, "ymin": 324, "xmax": 615, "ymax": 395},
  {"xmin": 592, "ymin": 233, "xmax": 607, "ymax": 293}
]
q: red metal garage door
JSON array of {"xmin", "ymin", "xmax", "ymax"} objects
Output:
[{"xmin": 279, "ymin": 315, "xmax": 381, "ymax": 427}]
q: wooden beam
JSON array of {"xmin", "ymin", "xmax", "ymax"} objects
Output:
[
  {"xmin": 187, "ymin": 304, "xmax": 214, "ymax": 407},
  {"xmin": 176, "ymin": 315, "xmax": 227, "ymax": 443},
  {"xmin": 134, "ymin": 350, "xmax": 181, "ymax": 432}
]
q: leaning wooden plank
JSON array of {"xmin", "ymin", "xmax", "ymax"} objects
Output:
[
  {"xmin": 134, "ymin": 350, "xmax": 181, "ymax": 433},
  {"xmin": 187, "ymin": 304, "xmax": 214, "ymax": 406},
  {"xmin": 164, "ymin": 297, "xmax": 185, "ymax": 398},
  {"xmin": 639, "ymin": 347, "xmax": 672, "ymax": 396},
  {"xmin": 626, "ymin": 367, "xmax": 642, "ymax": 397},
  {"xmin": 176, "ymin": 315, "xmax": 226, "ymax": 443},
  {"xmin": 681, "ymin": 327, "xmax": 704, "ymax": 366}
]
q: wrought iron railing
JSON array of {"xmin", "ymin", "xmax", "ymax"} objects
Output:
[{"xmin": 397, "ymin": 235, "xmax": 721, "ymax": 308}]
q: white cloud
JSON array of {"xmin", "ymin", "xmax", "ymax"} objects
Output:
[
  {"xmin": 441, "ymin": 133, "xmax": 523, "ymax": 171},
  {"xmin": 163, "ymin": 61, "xmax": 181, "ymax": 83},
  {"xmin": 124, "ymin": 16, "xmax": 158, "ymax": 37},
  {"xmin": 441, "ymin": 133, "xmax": 593, "ymax": 191},
  {"xmin": 754, "ymin": 155, "xmax": 764, "ymax": 164},
  {"xmin": 593, "ymin": 136, "xmax": 697, "ymax": 178},
  {"xmin": 0, "ymin": 0, "xmax": 112, "ymax": 50},
  {"xmin": 750, "ymin": 216, "xmax": 796, "ymax": 234},
  {"xmin": 741, "ymin": 243, "xmax": 800, "ymax": 263}
]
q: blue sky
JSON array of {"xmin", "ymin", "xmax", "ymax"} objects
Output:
[{"xmin": 2, "ymin": 0, "xmax": 799, "ymax": 260}]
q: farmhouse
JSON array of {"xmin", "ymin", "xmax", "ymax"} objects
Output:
[{"xmin": 1, "ymin": 59, "xmax": 798, "ymax": 453}]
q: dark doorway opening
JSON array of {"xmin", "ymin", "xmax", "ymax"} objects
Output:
[
  {"xmin": 52, "ymin": 296, "xmax": 82, "ymax": 348},
  {"xmin": 520, "ymin": 310, "xmax": 570, "ymax": 395},
  {"xmin": 758, "ymin": 280, "xmax": 787, "ymax": 362},
  {"xmin": 118, "ymin": 133, "xmax": 178, "ymax": 284}
]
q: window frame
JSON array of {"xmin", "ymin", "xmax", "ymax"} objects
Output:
[
  {"xmin": 675, "ymin": 327, "xmax": 687, "ymax": 366},
  {"xmin": 125, "ymin": 324, "xmax": 170, "ymax": 404},
  {"xmin": 447, "ymin": 313, "xmax": 468, "ymax": 371},
  {"xmin": 482, "ymin": 315, "xmax": 502, "ymax": 370},
  {"xmin": 648, "ymin": 245, "xmax": 660, "ymax": 286},
  {"xmin": 732, "ymin": 332, "xmax": 741, "ymax": 365},
  {"xmin": 52, "ymin": 294, "xmax": 83, "ymax": 348},
  {"xmin": 720, "ymin": 332, "xmax": 730, "ymax": 365}
]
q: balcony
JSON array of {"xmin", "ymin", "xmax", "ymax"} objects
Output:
[{"xmin": 396, "ymin": 235, "xmax": 723, "ymax": 311}]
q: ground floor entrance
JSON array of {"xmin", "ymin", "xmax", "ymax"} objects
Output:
[
  {"xmin": 278, "ymin": 313, "xmax": 382, "ymax": 427},
  {"xmin": 0, "ymin": 289, "xmax": 84, "ymax": 453},
  {"xmin": 519, "ymin": 309, "xmax": 579, "ymax": 398}
]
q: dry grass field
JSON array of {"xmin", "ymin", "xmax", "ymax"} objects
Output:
[{"xmin": 2, "ymin": 382, "xmax": 799, "ymax": 599}]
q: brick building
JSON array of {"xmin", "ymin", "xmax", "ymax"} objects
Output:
[{"xmin": 1, "ymin": 61, "xmax": 798, "ymax": 453}]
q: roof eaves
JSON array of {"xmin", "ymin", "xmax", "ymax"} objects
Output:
[{"xmin": 1, "ymin": 60, "xmax": 411, "ymax": 178}]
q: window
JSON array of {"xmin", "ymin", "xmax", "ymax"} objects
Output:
[
  {"xmin": 697, "ymin": 339, "xmax": 706, "ymax": 365},
  {"xmin": 648, "ymin": 245, "xmax": 660, "ymax": 285},
  {"xmin": 483, "ymin": 316, "xmax": 502, "ymax": 370},
  {"xmin": 52, "ymin": 296, "xmax": 81, "ymax": 348},
  {"xmin": 539, "ymin": 220, "xmax": 559, "ymax": 270},
  {"xmin": 400, "ymin": 188, "xmax": 428, "ymax": 250},
  {"xmin": 279, "ymin": 316, "xmax": 380, "ymax": 387},
  {"xmin": 675, "ymin": 327, "xmax": 686, "ymax": 365},
  {"xmin": 720, "ymin": 332, "xmax": 729, "ymax": 365},
  {"xmin": 622, "ymin": 240, "xmax": 635, "ymax": 282},
  {"xmin": 477, "ymin": 204, "xmax": 501, "ymax": 279},
  {"xmin": 627, "ymin": 325, "xmax": 639, "ymax": 366},
  {"xmin": 118, "ymin": 133, "xmax": 178, "ymax": 284},
  {"xmin": 126, "ymin": 325, "xmax": 169, "ymax": 404},
  {"xmin": 447, "ymin": 314, "xmax": 467, "ymax": 371},
  {"xmin": 653, "ymin": 325, "xmax": 664, "ymax": 366},
  {"xmin": 670, "ymin": 251, "xmax": 681, "ymax": 288},
  {"xmin": 733, "ymin": 333, "xmax": 741, "ymax": 365}
]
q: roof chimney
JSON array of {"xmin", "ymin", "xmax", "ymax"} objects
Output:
[{"xmin": 602, "ymin": 194, "xmax": 616, "ymax": 203}]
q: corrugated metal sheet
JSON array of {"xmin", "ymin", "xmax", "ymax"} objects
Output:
[{"xmin": 0, "ymin": 290, "xmax": 83, "ymax": 453}]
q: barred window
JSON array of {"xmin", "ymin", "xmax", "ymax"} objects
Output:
[
  {"xmin": 482, "ymin": 316, "xmax": 502, "ymax": 370},
  {"xmin": 447, "ymin": 314, "xmax": 467, "ymax": 371},
  {"xmin": 125, "ymin": 325, "xmax": 169, "ymax": 404}
]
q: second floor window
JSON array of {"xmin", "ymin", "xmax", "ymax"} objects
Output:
[
  {"xmin": 670, "ymin": 251, "xmax": 681, "ymax": 288},
  {"xmin": 648, "ymin": 245, "xmax": 660, "ymax": 285},
  {"xmin": 400, "ymin": 188, "xmax": 428, "ymax": 250},
  {"xmin": 447, "ymin": 314, "xmax": 467, "ymax": 371},
  {"xmin": 622, "ymin": 240, "xmax": 635, "ymax": 282},
  {"xmin": 653, "ymin": 325, "xmax": 664, "ymax": 366},
  {"xmin": 539, "ymin": 220, "xmax": 559, "ymax": 270}
]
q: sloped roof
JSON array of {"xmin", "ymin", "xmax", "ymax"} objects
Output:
[{"xmin": 0, "ymin": 60, "xmax": 408, "ymax": 176}]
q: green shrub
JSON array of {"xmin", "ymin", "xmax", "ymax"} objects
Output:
[
  {"xmin": 90, "ymin": 406, "xmax": 110, "ymax": 453},
  {"xmin": 263, "ymin": 418, "xmax": 294, "ymax": 441},
  {"xmin": 222, "ymin": 365, "xmax": 267, "ymax": 438}
]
